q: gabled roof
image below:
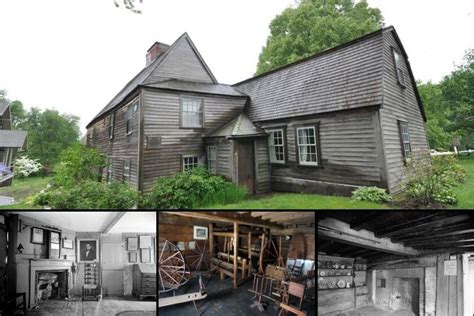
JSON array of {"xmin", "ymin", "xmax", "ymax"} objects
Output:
[
  {"xmin": 0, "ymin": 99, "xmax": 9, "ymax": 116},
  {"xmin": 142, "ymin": 79, "xmax": 246, "ymax": 97},
  {"xmin": 0, "ymin": 130, "xmax": 27, "ymax": 149},
  {"xmin": 234, "ymin": 26, "xmax": 426, "ymax": 122},
  {"xmin": 207, "ymin": 113, "xmax": 267, "ymax": 138},
  {"xmin": 87, "ymin": 33, "xmax": 218, "ymax": 128}
]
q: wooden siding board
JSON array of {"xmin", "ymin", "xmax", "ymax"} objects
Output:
[
  {"xmin": 379, "ymin": 30, "xmax": 430, "ymax": 194},
  {"xmin": 235, "ymin": 34, "xmax": 384, "ymax": 121},
  {"xmin": 141, "ymin": 89, "xmax": 246, "ymax": 190}
]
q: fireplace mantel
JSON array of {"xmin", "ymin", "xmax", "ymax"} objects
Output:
[{"xmin": 30, "ymin": 259, "xmax": 73, "ymax": 268}]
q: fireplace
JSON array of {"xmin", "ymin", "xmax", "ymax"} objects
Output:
[
  {"xmin": 392, "ymin": 277, "xmax": 420, "ymax": 315},
  {"xmin": 29, "ymin": 259, "xmax": 73, "ymax": 309},
  {"xmin": 35, "ymin": 270, "xmax": 68, "ymax": 302}
]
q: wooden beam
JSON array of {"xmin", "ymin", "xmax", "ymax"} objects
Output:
[
  {"xmin": 403, "ymin": 232, "xmax": 474, "ymax": 247},
  {"xmin": 258, "ymin": 212, "xmax": 315, "ymax": 222},
  {"xmin": 272, "ymin": 227, "xmax": 316, "ymax": 235},
  {"xmin": 233, "ymin": 222, "xmax": 238, "ymax": 288},
  {"xmin": 162, "ymin": 212, "xmax": 282, "ymax": 229},
  {"xmin": 209, "ymin": 223, "xmax": 214, "ymax": 271},
  {"xmin": 349, "ymin": 212, "xmax": 382, "ymax": 231},
  {"xmin": 318, "ymin": 217, "xmax": 419, "ymax": 256},
  {"xmin": 391, "ymin": 223, "xmax": 474, "ymax": 243},
  {"xmin": 248, "ymin": 231, "xmax": 252, "ymax": 277},
  {"xmin": 102, "ymin": 212, "xmax": 127, "ymax": 233}
]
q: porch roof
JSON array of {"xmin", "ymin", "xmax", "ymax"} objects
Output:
[
  {"xmin": 206, "ymin": 113, "xmax": 267, "ymax": 139},
  {"xmin": 0, "ymin": 130, "xmax": 27, "ymax": 148}
]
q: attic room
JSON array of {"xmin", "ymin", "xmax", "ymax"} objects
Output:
[
  {"xmin": 0, "ymin": 211, "xmax": 156, "ymax": 316},
  {"xmin": 317, "ymin": 211, "xmax": 474, "ymax": 316},
  {"xmin": 158, "ymin": 211, "xmax": 316, "ymax": 316}
]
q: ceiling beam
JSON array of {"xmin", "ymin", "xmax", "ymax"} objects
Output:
[
  {"xmin": 403, "ymin": 232, "xmax": 474, "ymax": 247},
  {"xmin": 318, "ymin": 217, "xmax": 419, "ymax": 256},
  {"xmin": 349, "ymin": 212, "xmax": 384, "ymax": 231},
  {"xmin": 162, "ymin": 212, "xmax": 283, "ymax": 230},
  {"xmin": 102, "ymin": 212, "xmax": 127, "ymax": 233},
  {"xmin": 391, "ymin": 222, "xmax": 474, "ymax": 243},
  {"xmin": 257, "ymin": 212, "xmax": 315, "ymax": 221},
  {"xmin": 375, "ymin": 214, "xmax": 470, "ymax": 238}
]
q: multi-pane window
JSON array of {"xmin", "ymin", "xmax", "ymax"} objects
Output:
[
  {"xmin": 207, "ymin": 146, "xmax": 217, "ymax": 174},
  {"xmin": 183, "ymin": 155, "xmax": 200, "ymax": 170},
  {"xmin": 297, "ymin": 127, "xmax": 318, "ymax": 165},
  {"xmin": 399, "ymin": 121, "xmax": 411, "ymax": 159},
  {"xmin": 268, "ymin": 129, "xmax": 285, "ymax": 163},
  {"xmin": 106, "ymin": 158, "xmax": 113, "ymax": 183},
  {"xmin": 181, "ymin": 97, "xmax": 203, "ymax": 128},
  {"xmin": 122, "ymin": 159, "xmax": 131, "ymax": 184},
  {"xmin": 108, "ymin": 112, "xmax": 115, "ymax": 140},
  {"xmin": 392, "ymin": 49, "xmax": 406, "ymax": 87},
  {"xmin": 126, "ymin": 100, "xmax": 139, "ymax": 135}
]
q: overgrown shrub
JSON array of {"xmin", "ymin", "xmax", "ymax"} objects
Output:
[
  {"xmin": 14, "ymin": 155, "xmax": 42, "ymax": 178},
  {"xmin": 52, "ymin": 143, "xmax": 106, "ymax": 188},
  {"xmin": 351, "ymin": 186, "xmax": 392, "ymax": 204},
  {"xmin": 34, "ymin": 180, "xmax": 138, "ymax": 209},
  {"xmin": 140, "ymin": 166, "xmax": 247, "ymax": 209},
  {"xmin": 404, "ymin": 154, "xmax": 465, "ymax": 205}
]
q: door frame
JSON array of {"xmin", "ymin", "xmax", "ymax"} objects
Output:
[{"xmin": 233, "ymin": 138, "xmax": 256, "ymax": 195}]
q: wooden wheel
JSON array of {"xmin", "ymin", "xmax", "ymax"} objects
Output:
[
  {"xmin": 187, "ymin": 240, "xmax": 217, "ymax": 272},
  {"xmin": 158, "ymin": 238, "xmax": 190, "ymax": 293},
  {"xmin": 259, "ymin": 235, "xmax": 285, "ymax": 274}
]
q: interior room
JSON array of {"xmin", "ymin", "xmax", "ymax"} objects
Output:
[
  {"xmin": 0, "ymin": 211, "xmax": 157, "ymax": 316},
  {"xmin": 158, "ymin": 211, "xmax": 316, "ymax": 316},
  {"xmin": 317, "ymin": 211, "xmax": 474, "ymax": 316}
]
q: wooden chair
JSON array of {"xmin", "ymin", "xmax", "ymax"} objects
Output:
[{"xmin": 278, "ymin": 282, "xmax": 306, "ymax": 316}]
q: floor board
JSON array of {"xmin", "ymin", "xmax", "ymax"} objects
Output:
[{"xmin": 26, "ymin": 296, "xmax": 156, "ymax": 316}]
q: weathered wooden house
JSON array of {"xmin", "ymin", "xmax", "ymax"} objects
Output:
[
  {"xmin": 86, "ymin": 26, "xmax": 429, "ymax": 195},
  {"xmin": 0, "ymin": 99, "xmax": 27, "ymax": 187}
]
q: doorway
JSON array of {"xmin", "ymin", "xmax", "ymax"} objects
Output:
[
  {"xmin": 101, "ymin": 240, "xmax": 124, "ymax": 296},
  {"xmin": 235, "ymin": 141, "xmax": 255, "ymax": 194},
  {"xmin": 391, "ymin": 278, "xmax": 420, "ymax": 315}
]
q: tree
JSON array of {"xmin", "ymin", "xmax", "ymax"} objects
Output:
[
  {"xmin": 9, "ymin": 100, "xmax": 26, "ymax": 129},
  {"xmin": 20, "ymin": 107, "xmax": 80, "ymax": 173},
  {"xmin": 255, "ymin": 0, "xmax": 384, "ymax": 75}
]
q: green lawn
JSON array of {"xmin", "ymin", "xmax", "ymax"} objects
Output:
[
  {"xmin": 0, "ymin": 176, "xmax": 52, "ymax": 209},
  {"xmin": 207, "ymin": 192, "xmax": 390, "ymax": 209},
  {"xmin": 452, "ymin": 155, "xmax": 474, "ymax": 209}
]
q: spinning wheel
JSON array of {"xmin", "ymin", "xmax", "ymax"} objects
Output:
[
  {"xmin": 158, "ymin": 238, "xmax": 191, "ymax": 293},
  {"xmin": 187, "ymin": 240, "xmax": 217, "ymax": 272},
  {"xmin": 259, "ymin": 236, "xmax": 285, "ymax": 274}
]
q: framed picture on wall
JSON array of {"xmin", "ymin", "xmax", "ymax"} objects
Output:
[
  {"xmin": 127, "ymin": 237, "xmax": 138, "ymax": 251},
  {"xmin": 129, "ymin": 252, "xmax": 138, "ymax": 263},
  {"xmin": 62, "ymin": 238, "xmax": 73, "ymax": 249},
  {"xmin": 77, "ymin": 239, "xmax": 99, "ymax": 262},
  {"xmin": 50, "ymin": 231, "xmax": 60, "ymax": 244},
  {"xmin": 141, "ymin": 248, "xmax": 151, "ymax": 263},
  {"xmin": 31, "ymin": 227, "xmax": 44, "ymax": 244},
  {"xmin": 139, "ymin": 235, "xmax": 152, "ymax": 249},
  {"xmin": 193, "ymin": 226, "xmax": 208, "ymax": 240}
]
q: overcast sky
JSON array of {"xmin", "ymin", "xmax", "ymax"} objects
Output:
[{"xmin": 0, "ymin": 0, "xmax": 473, "ymax": 134}]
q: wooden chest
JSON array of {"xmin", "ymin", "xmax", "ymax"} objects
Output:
[{"xmin": 132, "ymin": 264, "xmax": 156, "ymax": 300}]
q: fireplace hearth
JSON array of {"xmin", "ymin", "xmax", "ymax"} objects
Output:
[{"xmin": 36, "ymin": 270, "xmax": 68, "ymax": 302}]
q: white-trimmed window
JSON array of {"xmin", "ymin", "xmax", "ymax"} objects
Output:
[
  {"xmin": 297, "ymin": 127, "xmax": 318, "ymax": 165},
  {"xmin": 398, "ymin": 121, "xmax": 411, "ymax": 159},
  {"xmin": 181, "ymin": 97, "xmax": 203, "ymax": 128},
  {"xmin": 126, "ymin": 100, "xmax": 139, "ymax": 135},
  {"xmin": 183, "ymin": 155, "xmax": 200, "ymax": 171},
  {"xmin": 392, "ymin": 49, "xmax": 406, "ymax": 87},
  {"xmin": 207, "ymin": 146, "xmax": 217, "ymax": 174},
  {"xmin": 122, "ymin": 159, "xmax": 131, "ymax": 184},
  {"xmin": 106, "ymin": 158, "xmax": 113, "ymax": 183},
  {"xmin": 108, "ymin": 112, "xmax": 115, "ymax": 140},
  {"xmin": 268, "ymin": 129, "xmax": 285, "ymax": 163}
]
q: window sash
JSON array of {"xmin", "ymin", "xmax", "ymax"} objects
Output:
[
  {"xmin": 181, "ymin": 97, "xmax": 203, "ymax": 128},
  {"xmin": 108, "ymin": 113, "xmax": 115, "ymax": 140},
  {"xmin": 122, "ymin": 159, "xmax": 131, "ymax": 183},
  {"xmin": 207, "ymin": 146, "xmax": 217, "ymax": 173},
  {"xmin": 107, "ymin": 158, "xmax": 113, "ymax": 183},
  {"xmin": 126, "ymin": 100, "xmax": 139, "ymax": 135},
  {"xmin": 183, "ymin": 155, "xmax": 200, "ymax": 171},
  {"xmin": 297, "ymin": 127, "xmax": 318, "ymax": 165},
  {"xmin": 268, "ymin": 129, "xmax": 285, "ymax": 163},
  {"xmin": 399, "ymin": 122, "xmax": 411, "ymax": 158},
  {"xmin": 393, "ymin": 49, "xmax": 405, "ymax": 86}
]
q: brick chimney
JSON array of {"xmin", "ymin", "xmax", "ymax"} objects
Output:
[{"xmin": 146, "ymin": 42, "xmax": 170, "ymax": 66}]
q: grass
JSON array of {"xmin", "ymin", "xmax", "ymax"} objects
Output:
[
  {"xmin": 452, "ymin": 154, "xmax": 474, "ymax": 209},
  {"xmin": 0, "ymin": 176, "xmax": 52, "ymax": 209},
  {"xmin": 206, "ymin": 192, "xmax": 390, "ymax": 209}
]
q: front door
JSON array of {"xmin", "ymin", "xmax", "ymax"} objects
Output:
[
  {"xmin": 100, "ymin": 240, "xmax": 124, "ymax": 296},
  {"xmin": 236, "ymin": 141, "xmax": 255, "ymax": 194}
]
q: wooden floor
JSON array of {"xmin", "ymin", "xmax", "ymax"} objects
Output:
[
  {"xmin": 26, "ymin": 296, "xmax": 157, "ymax": 316},
  {"xmin": 333, "ymin": 306, "xmax": 416, "ymax": 316}
]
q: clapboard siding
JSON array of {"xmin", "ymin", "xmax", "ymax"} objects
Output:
[
  {"xmin": 256, "ymin": 108, "xmax": 382, "ymax": 194},
  {"xmin": 205, "ymin": 138, "xmax": 233, "ymax": 181},
  {"xmin": 87, "ymin": 93, "xmax": 140, "ymax": 189},
  {"xmin": 379, "ymin": 30, "xmax": 430, "ymax": 194},
  {"xmin": 255, "ymin": 138, "xmax": 271, "ymax": 194},
  {"xmin": 142, "ymin": 88, "xmax": 246, "ymax": 190},
  {"xmin": 145, "ymin": 36, "xmax": 215, "ymax": 84},
  {"xmin": 235, "ymin": 32, "xmax": 384, "ymax": 121}
]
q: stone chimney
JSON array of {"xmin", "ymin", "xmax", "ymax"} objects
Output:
[{"xmin": 146, "ymin": 42, "xmax": 170, "ymax": 66}]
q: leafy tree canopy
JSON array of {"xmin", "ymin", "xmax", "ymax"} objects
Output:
[{"xmin": 255, "ymin": 0, "xmax": 384, "ymax": 75}]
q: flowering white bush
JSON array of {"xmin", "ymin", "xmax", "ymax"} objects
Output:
[{"xmin": 14, "ymin": 156, "xmax": 43, "ymax": 178}]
